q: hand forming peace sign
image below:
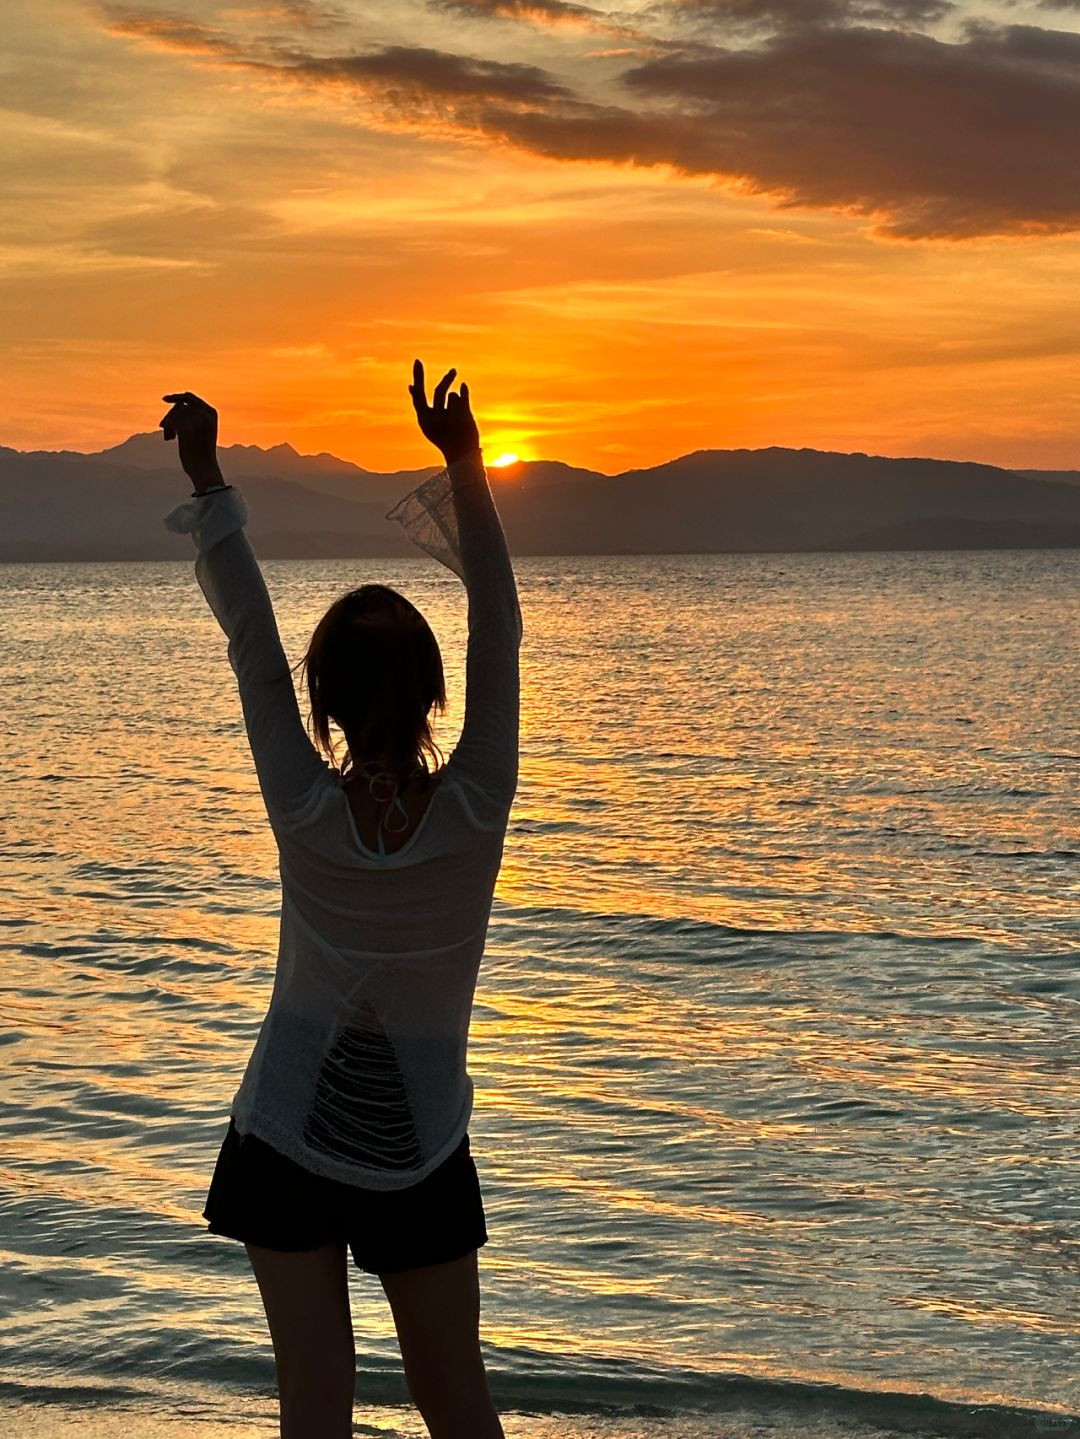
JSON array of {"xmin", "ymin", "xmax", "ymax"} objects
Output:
[{"xmin": 408, "ymin": 359, "xmax": 481, "ymax": 467}]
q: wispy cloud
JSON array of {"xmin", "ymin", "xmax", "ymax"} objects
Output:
[
  {"xmin": 0, "ymin": 241, "xmax": 210, "ymax": 278},
  {"xmin": 225, "ymin": 0, "xmax": 348, "ymax": 27},
  {"xmin": 427, "ymin": 0, "xmax": 634, "ymax": 35},
  {"xmin": 100, "ymin": 11, "xmax": 247, "ymax": 54}
]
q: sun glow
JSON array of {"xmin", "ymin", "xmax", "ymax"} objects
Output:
[{"xmin": 491, "ymin": 452, "xmax": 521, "ymax": 468}]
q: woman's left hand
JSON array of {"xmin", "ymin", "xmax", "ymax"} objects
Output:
[{"xmin": 160, "ymin": 391, "xmax": 224, "ymax": 492}]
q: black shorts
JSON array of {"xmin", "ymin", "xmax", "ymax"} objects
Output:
[{"xmin": 202, "ymin": 1117, "xmax": 488, "ymax": 1275}]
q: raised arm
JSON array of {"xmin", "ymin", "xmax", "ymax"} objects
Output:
[
  {"xmin": 159, "ymin": 392, "xmax": 329, "ymax": 831},
  {"xmin": 387, "ymin": 361, "xmax": 522, "ymax": 808}
]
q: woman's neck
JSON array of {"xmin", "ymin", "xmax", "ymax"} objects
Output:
[{"xmin": 344, "ymin": 754, "xmax": 427, "ymax": 785}]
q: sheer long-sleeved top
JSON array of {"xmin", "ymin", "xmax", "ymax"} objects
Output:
[{"xmin": 163, "ymin": 450, "xmax": 522, "ymax": 1189}]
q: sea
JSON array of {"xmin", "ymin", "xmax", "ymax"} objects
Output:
[{"xmin": 1, "ymin": 547, "xmax": 1078, "ymax": 1439}]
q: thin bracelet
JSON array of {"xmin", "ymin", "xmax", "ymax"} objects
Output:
[{"xmin": 189, "ymin": 483, "xmax": 233, "ymax": 497}]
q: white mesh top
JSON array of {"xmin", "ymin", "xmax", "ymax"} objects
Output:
[{"xmin": 162, "ymin": 448, "xmax": 522, "ymax": 1189}]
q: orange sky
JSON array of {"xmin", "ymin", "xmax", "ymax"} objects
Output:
[{"xmin": 3, "ymin": 0, "xmax": 1080, "ymax": 472}]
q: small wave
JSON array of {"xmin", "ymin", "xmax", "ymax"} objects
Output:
[
  {"xmin": 939, "ymin": 847, "xmax": 1079, "ymax": 861},
  {"xmin": 858, "ymin": 782, "xmax": 1052, "ymax": 799},
  {"xmin": 973, "ymin": 848, "xmax": 1079, "ymax": 860},
  {"xmin": 0, "ymin": 1364, "xmax": 1074, "ymax": 1438},
  {"xmin": 502, "ymin": 900, "xmax": 990, "ymax": 957},
  {"xmin": 511, "ymin": 817, "xmax": 593, "ymax": 835}
]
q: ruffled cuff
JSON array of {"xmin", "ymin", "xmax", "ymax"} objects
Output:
[
  {"xmin": 385, "ymin": 462, "xmax": 469, "ymax": 581},
  {"xmin": 164, "ymin": 485, "xmax": 249, "ymax": 553}
]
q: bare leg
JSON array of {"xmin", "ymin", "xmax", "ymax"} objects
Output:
[
  {"xmin": 245, "ymin": 1239, "xmax": 356, "ymax": 1439},
  {"xmin": 379, "ymin": 1249, "xmax": 504, "ymax": 1439}
]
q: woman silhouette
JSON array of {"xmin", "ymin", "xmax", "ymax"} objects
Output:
[{"xmin": 159, "ymin": 360, "xmax": 522, "ymax": 1439}]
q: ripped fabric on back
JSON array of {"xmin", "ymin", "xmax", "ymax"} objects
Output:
[{"xmin": 302, "ymin": 997, "xmax": 424, "ymax": 1170}]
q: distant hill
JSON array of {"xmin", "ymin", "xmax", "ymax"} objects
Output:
[
  {"xmin": 1012, "ymin": 468, "xmax": 1080, "ymax": 488},
  {"xmin": 818, "ymin": 517, "xmax": 1080, "ymax": 551},
  {"xmin": 22, "ymin": 431, "xmax": 431, "ymax": 507},
  {"xmin": 493, "ymin": 447, "xmax": 1080, "ymax": 555},
  {"xmin": 1, "ymin": 435, "xmax": 1079, "ymax": 561}
]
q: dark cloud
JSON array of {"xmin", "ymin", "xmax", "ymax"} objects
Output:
[
  {"xmin": 960, "ymin": 16, "xmax": 1080, "ymax": 66},
  {"xmin": 283, "ymin": 43, "xmax": 572, "ymax": 105},
  {"xmin": 427, "ymin": 0, "xmax": 955, "ymax": 37},
  {"xmin": 654, "ymin": 0, "xmax": 955, "ymax": 30},
  {"xmin": 102, "ymin": 10, "xmax": 1080, "ymax": 241},
  {"xmin": 613, "ymin": 24, "xmax": 1080, "ymax": 237}
]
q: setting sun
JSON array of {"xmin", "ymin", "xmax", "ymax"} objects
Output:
[{"xmin": 491, "ymin": 453, "xmax": 521, "ymax": 468}]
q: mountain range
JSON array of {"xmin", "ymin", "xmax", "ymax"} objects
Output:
[{"xmin": 2, "ymin": 434, "xmax": 1079, "ymax": 562}]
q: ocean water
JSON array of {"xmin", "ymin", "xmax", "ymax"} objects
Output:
[{"xmin": 1, "ymin": 547, "xmax": 1078, "ymax": 1439}]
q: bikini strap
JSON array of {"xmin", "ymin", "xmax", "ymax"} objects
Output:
[{"xmin": 353, "ymin": 761, "xmax": 414, "ymax": 856}]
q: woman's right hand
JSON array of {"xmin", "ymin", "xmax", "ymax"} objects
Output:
[{"xmin": 409, "ymin": 358, "xmax": 481, "ymax": 466}]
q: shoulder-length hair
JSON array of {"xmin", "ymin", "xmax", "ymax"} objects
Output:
[{"xmin": 293, "ymin": 583, "xmax": 447, "ymax": 789}]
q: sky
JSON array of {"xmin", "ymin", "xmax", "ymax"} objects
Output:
[{"xmin": 2, "ymin": 0, "xmax": 1079, "ymax": 471}]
